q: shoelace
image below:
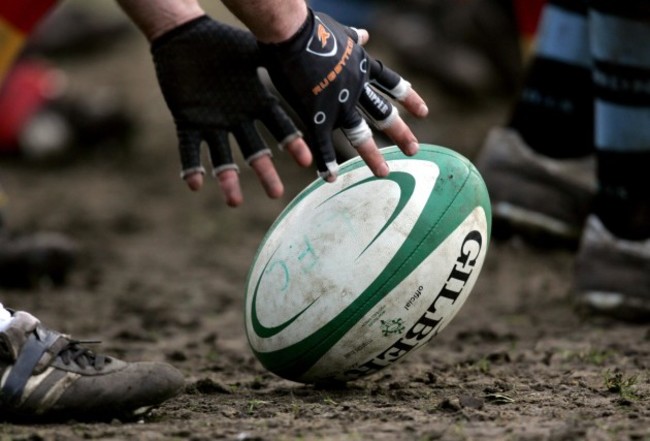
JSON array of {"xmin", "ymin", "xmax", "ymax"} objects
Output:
[{"xmin": 57, "ymin": 340, "xmax": 108, "ymax": 370}]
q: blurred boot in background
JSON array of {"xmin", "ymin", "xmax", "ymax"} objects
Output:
[
  {"xmin": 476, "ymin": 0, "xmax": 650, "ymax": 322},
  {"xmin": 0, "ymin": 184, "xmax": 78, "ymax": 289}
]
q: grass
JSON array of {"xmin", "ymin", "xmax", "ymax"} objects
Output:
[{"xmin": 603, "ymin": 370, "xmax": 639, "ymax": 401}]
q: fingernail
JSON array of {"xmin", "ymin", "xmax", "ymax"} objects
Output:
[
  {"xmin": 409, "ymin": 142, "xmax": 419, "ymax": 154},
  {"xmin": 418, "ymin": 104, "xmax": 429, "ymax": 117},
  {"xmin": 378, "ymin": 161, "xmax": 390, "ymax": 176}
]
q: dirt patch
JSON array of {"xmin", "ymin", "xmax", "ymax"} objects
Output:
[{"xmin": 0, "ymin": 5, "xmax": 648, "ymax": 440}]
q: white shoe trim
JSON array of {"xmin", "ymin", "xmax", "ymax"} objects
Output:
[
  {"xmin": 37, "ymin": 371, "xmax": 80, "ymax": 413},
  {"xmin": 583, "ymin": 215, "xmax": 650, "ymax": 257},
  {"xmin": 494, "ymin": 201, "xmax": 582, "ymax": 239},
  {"xmin": 13, "ymin": 366, "xmax": 80, "ymax": 412},
  {"xmin": 19, "ymin": 366, "xmax": 55, "ymax": 407},
  {"xmin": 1, "ymin": 366, "xmax": 10, "ymax": 389},
  {"xmin": 581, "ymin": 291, "xmax": 625, "ymax": 310}
]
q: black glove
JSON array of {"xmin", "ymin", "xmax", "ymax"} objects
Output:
[
  {"xmin": 151, "ymin": 16, "xmax": 302, "ymax": 180},
  {"xmin": 259, "ymin": 9, "xmax": 412, "ymax": 179}
]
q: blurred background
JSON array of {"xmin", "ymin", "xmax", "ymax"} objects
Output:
[
  {"xmin": 0, "ymin": 0, "xmax": 535, "ymax": 293},
  {"xmin": 0, "ymin": 0, "xmax": 536, "ymax": 171}
]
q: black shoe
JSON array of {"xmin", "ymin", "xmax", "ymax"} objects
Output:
[
  {"xmin": 0, "ymin": 231, "xmax": 78, "ymax": 289},
  {"xmin": 574, "ymin": 216, "xmax": 650, "ymax": 323}
]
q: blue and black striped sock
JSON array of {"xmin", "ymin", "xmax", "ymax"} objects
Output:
[
  {"xmin": 510, "ymin": 0, "xmax": 594, "ymax": 159},
  {"xmin": 591, "ymin": 0, "xmax": 650, "ymax": 240}
]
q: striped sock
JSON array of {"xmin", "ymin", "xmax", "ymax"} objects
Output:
[
  {"xmin": 590, "ymin": 1, "xmax": 650, "ymax": 240},
  {"xmin": 509, "ymin": 0, "xmax": 594, "ymax": 158}
]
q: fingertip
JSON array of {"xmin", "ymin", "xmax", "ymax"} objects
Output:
[
  {"xmin": 403, "ymin": 90, "xmax": 429, "ymax": 118},
  {"xmin": 185, "ymin": 173, "xmax": 204, "ymax": 192},
  {"xmin": 356, "ymin": 140, "xmax": 391, "ymax": 178},
  {"xmin": 318, "ymin": 160, "xmax": 340, "ymax": 183},
  {"xmin": 223, "ymin": 188, "xmax": 244, "ymax": 207},
  {"xmin": 406, "ymin": 141, "xmax": 419, "ymax": 156},
  {"xmin": 226, "ymin": 197, "xmax": 242, "ymax": 208},
  {"xmin": 416, "ymin": 103, "xmax": 429, "ymax": 118},
  {"xmin": 250, "ymin": 154, "xmax": 285, "ymax": 199},
  {"xmin": 217, "ymin": 169, "xmax": 244, "ymax": 207},
  {"xmin": 357, "ymin": 28, "xmax": 369, "ymax": 45},
  {"xmin": 286, "ymin": 138, "xmax": 313, "ymax": 168},
  {"xmin": 268, "ymin": 183, "xmax": 285, "ymax": 199},
  {"xmin": 318, "ymin": 169, "xmax": 338, "ymax": 183},
  {"xmin": 377, "ymin": 161, "xmax": 390, "ymax": 177}
]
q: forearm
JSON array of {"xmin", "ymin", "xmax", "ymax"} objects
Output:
[
  {"xmin": 220, "ymin": 0, "xmax": 308, "ymax": 43},
  {"xmin": 116, "ymin": 0, "xmax": 205, "ymax": 41}
]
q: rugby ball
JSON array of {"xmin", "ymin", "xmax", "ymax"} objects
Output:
[{"xmin": 244, "ymin": 145, "xmax": 491, "ymax": 383}]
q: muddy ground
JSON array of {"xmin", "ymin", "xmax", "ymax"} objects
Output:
[{"xmin": 0, "ymin": 3, "xmax": 648, "ymax": 440}]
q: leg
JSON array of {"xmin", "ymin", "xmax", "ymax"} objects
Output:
[
  {"xmin": 476, "ymin": 0, "xmax": 597, "ymax": 244},
  {"xmin": 573, "ymin": 0, "xmax": 650, "ymax": 321}
]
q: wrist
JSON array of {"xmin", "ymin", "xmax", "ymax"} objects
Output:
[
  {"xmin": 258, "ymin": 5, "xmax": 308, "ymax": 43},
  {"xmin": 117, "ymin": 0, "xmax": 205, "ymax": 41},
  {"xmin": 258, "ymin": 9, "xmax": 313, "ymax": 51},
  {"xmin": 221, "ymin": 0, "xmax": 308, "ymax": 44}
]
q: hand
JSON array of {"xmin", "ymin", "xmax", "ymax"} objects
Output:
[
  {"xmin": 151, "ymin": 16, "xmax": 312, "ymax": 206},
  {"xmin": 259, "ymin": 9, "xmax": 428, "ymax": 181}
]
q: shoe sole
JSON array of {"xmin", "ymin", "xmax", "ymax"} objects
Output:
[
  {"xmin": 575, "ymin": 290, "xmax": 650, "ymax": 323},
  {"xmin": 574, "ymin": 216, "xmax": 650, "ymax": 323}
]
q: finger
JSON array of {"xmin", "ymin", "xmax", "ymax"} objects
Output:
[
  {"xmin": 284, "ymin": 136, "xmax": 312, "ymax": 167},
  {"xmin": 357, "ymin": 83, "xmax": 396, "ymax": 130},
  {"xmin": 339, "ymin": 112, "xmax": 389, "ymax": 178},
  {"xmin": 184, "ymin": 172, "xmax": 204, "ymax": 191},
  {"xmin": 204, "ymin": 130, "xmax": 240, "ymax": 177},
  {"xmin": 368, "ymin": 59, "xmax": 428, "ymax": 117},
  {"xmin": 305, "ymin": 124, "xmax": 339, "ymax": 182},
  {"xmin": 400, "ymin": 88, "xmax": 429, "ymax": 119},
  {"xmin": 177, "ymin": 127, "xmax": 206, "ymax": 182},
  {"xmin": 356, "ymin": 137, "xmax": 390, "ymax": 178},
  {"xmin": 357, "ymin": 86, "xmax": 420, "ymax": 157},
  {"xmin": 203, "ymin": 134, "xmax": 242, "ymax": 205},
  {"xmin": 232, "ymin": 122, "xmax": 272, "ymax": 165},
  {"xmin": 259, "ymin": 103, "xmax": 312, "ymax": 166},
  {"xmin": 367, "ymin": 58, "xmax": 402, "ymax": 96},
  {"xmin": 249, "ymin": 154, "xmax": 284, "ymax": 199},
  {"xmin": 356, "ymin": 83, "xmax": 418, "ymax": 156},
  {"xmin": 347, "ymin": 27, "xmax": 368, "ymax": 45},
  {"xmin": 260, "ymin": 102, "xmax": 303, "ymax": 148},
  {"xmin": 381, "ymin": 114, "xmax": 419, "ymax": 157},
  {"xmin": 215, "ymin": 168, "xmax": 244, "ymax": 207}
]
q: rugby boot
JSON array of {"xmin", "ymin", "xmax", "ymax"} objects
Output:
[
  {"xmin": 0, "ymin": 231, "xmax": 78, "ymax": 289},
  {"xmin": 0, "ymin": 310, "xmax": 185, "ymax": 421},
  {"xmin": 574, "ymin": 215, "xmax": 650, "ymax": 323},
  {"xmin": 475, "ymin": 127, "xmax": 596, "ymax": 246}
]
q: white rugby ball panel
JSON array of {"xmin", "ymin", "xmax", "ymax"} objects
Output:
[
  {"xmin": 244, "ymin": 145, "xmax": 492, "ymax": 383},
  {"xmin": 247, "ymin": 160, "xmax": 440, "ymax": 350},
  {"xmin": 304, "ymin": 206, "xmax": 488, "ymax": 382}
]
